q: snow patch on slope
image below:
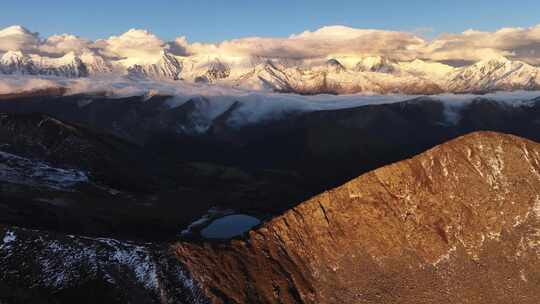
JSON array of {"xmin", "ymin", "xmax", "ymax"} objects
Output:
[
  {"xmin": 0, "ymin": 227, "xmax": 209, "ymax": 303},
  {"xmin": 0, "ymin": 230, "xmax": 16, "ymax": 250},
  {"xmin": 0, "ymin": 150, "xmax": 89, "ymax": 190}
]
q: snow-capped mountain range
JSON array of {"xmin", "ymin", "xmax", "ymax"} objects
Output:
[{"xmin": 1, "ymin": 25, "xmax": 540, "ymax": 95}]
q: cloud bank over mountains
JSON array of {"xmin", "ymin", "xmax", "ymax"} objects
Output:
[
  {"xmin": 0, "ymin": 26, "xmax": 40, "ymax": 53},
  {"xmin": 1, "ymin": 24, "xmax": 540, "ymax": 65},
  {"xmin": 424, "ymin": 25, "xmax": 540, "ymax": 65},
  {"xmin": 173, "ymin": 26, "xmax": 425, "ymax": 61},
  {"xmin": 2, "ymin": 24, "xmax": 540, "ymax": 96}
]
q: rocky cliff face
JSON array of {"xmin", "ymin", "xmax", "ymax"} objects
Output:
[{"xmin": 175, "ymin": 132, "xmax": 540, "ymax": 303}]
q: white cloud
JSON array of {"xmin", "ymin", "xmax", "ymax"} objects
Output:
[
  {"xmin": 0, "ymin": 25, "xmax": 40, "ymax": 52},
  {"xmin": 39, "ymin": 34, "xmax": 91, "ymax": 55},
  {"xmin": 96, "ymin": 29, "xmax": 167, "ymax": 65},
  {"xmin": 174, "ymin": 26, "xmax": 426, "ymax": 61},
  {"xmin": 173, "ymin": 24, "xmax": 540, "ymax": 65},
  {"xmin": 424, "ymin": 25, "xmax": 540, "ymax": 64},
  {"xmin": 2, "ymin": 23, "xmax": 540, "ymax": 67},
  {"xmin": 0, "ymin": 75, "xmax": 57, "ymax": 94}
]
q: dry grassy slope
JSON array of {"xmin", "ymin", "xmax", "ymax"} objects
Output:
[{"xmin": 176, "ymin": 131, "xmax": 540, "ymax": 304}]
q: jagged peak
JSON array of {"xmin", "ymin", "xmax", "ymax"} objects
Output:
[
  {"xmin": 356, "ymin": 55, "xmax": 397, "ymax": 73},
  {"xmin": 472, "ymin": 55, "xmax": 514, "ymax": 68},
  {"xmin": 159, "ymin": 50, "xmax": 182, "ymax": 67},
  {"xmin": 207, "ymin": 58, "xmax": 228, "ymax": 69},
  {"xmin": 262, "ymin": 59, "xmax": 287, "ymax": 71},
  {"xmin": 30, "ymin": 51, "xmax": 82, "ymax": 66}
]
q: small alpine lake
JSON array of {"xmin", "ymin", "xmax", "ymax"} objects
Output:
[{"xmin": 200, "ymin": 214, "xmax": 261, "ymax": 239}]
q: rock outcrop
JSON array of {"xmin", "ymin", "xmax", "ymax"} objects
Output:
[{"xmin": 176, "ymin": 131, "xmax": 540, "ymax": 303}]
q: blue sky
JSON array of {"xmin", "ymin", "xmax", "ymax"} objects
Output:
[{"xmin": 1, "ymin": 0, "xmax": 539, "ymax": 41}]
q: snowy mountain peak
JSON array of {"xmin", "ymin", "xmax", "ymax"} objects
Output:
[
  {"xmin": 474, "ymin": 56, "xmax": 514, "ymax": 69},
  {"xmin": 79, "ymin": 51, "xmax": 113, "ymax": 74},
  {"xmin": 0, "ymin": 44, "xmax": 539, "ymax": 95},
  {"xmin": 1, "ymin": 50, "xmax": 25, "ymax": 62},
  {"xmin": 58, "ymin": 51, "xmax": 77, "ymax": 62},
  {"xmin": 0, "ymin": 25, "xmax": 32, "ymax": 37},
  {"xmin": 398, "ymin": 59, "xmax": 455, "ymax": 80},
  {"xmin": 0, "ymin": 50, "xmax": 35, "ymax": 74},
  {"xmin": 356, "ymin": 56, "xmax": 397, "ymax": 73},
  {"xmin": 445, "ymin": 56, "xmax": 540, "ymax": 92},
  {"xmin": 206, "ymin": 59, "xmax": 231, "ymax": 80},
  {"xmin": 193, "ymin": 59, "xmax": 231, "ymax": 83},
  {"xmin": 127, "ymin": 50, "xmax": 183, "ymax": 80}
]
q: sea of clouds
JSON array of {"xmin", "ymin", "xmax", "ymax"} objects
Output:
[{"xmin": 1, "ymin": 73, "xmax": 540, "ymax": 128}]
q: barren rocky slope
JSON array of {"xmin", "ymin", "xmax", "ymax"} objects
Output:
[
  {"xmin": 0, "ymin": 112, "xmax": 153, "ymax": 191},
  {"xmin": 0, "ymin": 226, "xmax": 207, "ymax": 304},
  {"xmin": 176, "ymin": 132, "xmax": 540, "ymax": 303}
]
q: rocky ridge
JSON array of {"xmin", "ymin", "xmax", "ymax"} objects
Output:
[{"xmin": 175, "ymin": 132, "xmax": 540, "ymax": 303}]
